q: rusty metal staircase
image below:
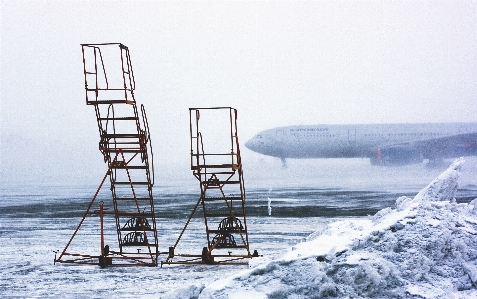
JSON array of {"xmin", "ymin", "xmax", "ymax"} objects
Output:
[
  {"xmin": 55, "ymin": 43, "xmax": 158, "ymax": 266},
  {"xmin": 162, "ymin": 107, "xmax": 255, "ymax": 265}
]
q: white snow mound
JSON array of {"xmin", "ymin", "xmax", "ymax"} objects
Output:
[{"xmin": 165, "ymin": 157, "xmax": 477, "ymax": 299}]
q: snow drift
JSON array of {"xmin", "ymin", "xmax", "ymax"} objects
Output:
[{"xmin": 164, "ymin": 157, "xmax": 477, "ymax": 299}]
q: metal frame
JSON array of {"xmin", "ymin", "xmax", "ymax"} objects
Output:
[
  {"xmin": 162, "ymin": 107, "xmax": 255, "ymax": 266},
  {"xmin": 55, "ymin": 43, "xmax": 158, "ymax": 266}
]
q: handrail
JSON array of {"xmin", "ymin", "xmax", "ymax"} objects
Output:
[
  {"xmin": 85, "ymin": 88, "xmax": 135, "ymax": 91},
  {"xmin": 199, "ymin": 132, "xmax": 206, "ymax": 166},
  {"xmin": 94, "ymin": 46, "xmax": 109, "ymax": 90},
  {"xmin": 81, "ymin": 43, "xmax": 124, "ymax": 46},
  {"xmin": 141, "ymin": 104, "xmax": 154, "ymax": 186},
  {"xmin": 125, "ymin": 47, "xmax": 135, "ymax": 90}
]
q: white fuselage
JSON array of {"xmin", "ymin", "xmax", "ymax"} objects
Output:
[{"xmin": 245, "ymin": 123, "xmax": 477, "ymax": 161}]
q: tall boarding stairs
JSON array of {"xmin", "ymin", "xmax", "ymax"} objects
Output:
[{"xmin": 55, "ymin": 43, "xmax": 159, "ymax": 266}]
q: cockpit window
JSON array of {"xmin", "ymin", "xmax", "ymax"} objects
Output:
[{"xmin": 257, "ymin": 135, "xmax": 262, "ymax": 138}]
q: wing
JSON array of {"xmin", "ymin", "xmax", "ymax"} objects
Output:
[
  {"xmin": 412, "ymin": 132, "xmax": 477, "ymax": 159},
  {"xmin": 381, "ymin": 133, "xmax": 477, "ymax": 160}
]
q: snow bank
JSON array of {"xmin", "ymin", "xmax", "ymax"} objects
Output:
[{"xmin": 164, "ymin": 158, "xmax": 477, "ymax": 299}]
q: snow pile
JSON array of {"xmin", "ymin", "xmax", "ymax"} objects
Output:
[{"xmin": 164, "ymin": 158, "xmax": 477, "ymax": 299}]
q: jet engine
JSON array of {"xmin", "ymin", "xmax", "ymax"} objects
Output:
[{"xmin": 370, "ymin": 146, "xmax": 423, "ymax": 166}]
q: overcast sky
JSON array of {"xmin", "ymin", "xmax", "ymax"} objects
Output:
[{"xmin": 1, "ymin": 1, "xmax": 477, "ymax": 185}]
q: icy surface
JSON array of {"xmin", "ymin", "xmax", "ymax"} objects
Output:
[
  {"xmin": 167, "ymin": 158, "xmax": 477, "ymax": 298},
  {"xmin": 2, "ymin": 159, "xmax": 477, "ymax": 298}
]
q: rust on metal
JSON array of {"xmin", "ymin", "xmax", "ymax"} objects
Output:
[
  {"xmin": 55, "ymin": 43, "xmax": 159, "ymax": 266},
  {"xmin": 161, "ymin": 107, "xmax": 256, "ymax": 266}
]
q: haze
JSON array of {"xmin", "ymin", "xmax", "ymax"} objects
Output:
[{"xmin": 1, "ymin": 1, "xmax": 476, "ymax": 186}]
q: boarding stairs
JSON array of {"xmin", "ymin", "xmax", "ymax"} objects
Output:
[
  {"xmin": 55, "ymin": 43, "xmax": 158, "ymax": 266},
  {"xmin": 163, "ymin": 107, "xmax": 253, "ymax": 265}
]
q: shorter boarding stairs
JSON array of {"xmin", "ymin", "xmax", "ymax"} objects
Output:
[{"xmin": 162, "ymin": 107, "xmax": 256, "ymax": 266}]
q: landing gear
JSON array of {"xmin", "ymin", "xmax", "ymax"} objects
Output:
[{"xmin": 281, "ymin": 157, "xmax": 288, "ymax": 169}]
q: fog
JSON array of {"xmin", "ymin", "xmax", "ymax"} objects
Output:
[{"xmin": 1, "ymin": 1, "xmax": 477, "ymax": 186}]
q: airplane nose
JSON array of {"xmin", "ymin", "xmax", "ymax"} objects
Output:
[
  {"xmin": 245, "ymin": 139, "xmax": 254, "ymax": 150},
  {"xmin": 245, "ymin": 137, "xmax": 260, "ymax": 152},
  {"xmin": 245, "ymin": 135, "xmax": 268, "ymax": 154}
]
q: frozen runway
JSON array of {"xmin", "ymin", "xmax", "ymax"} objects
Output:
[{"xmin": 1, "ymin": 159, "xmax": 477, "ymax": 298}]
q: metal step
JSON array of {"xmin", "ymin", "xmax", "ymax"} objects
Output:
[
  {"xmin": 120, "ymin": 227, "xmax": 155, "ymax": 232},
  {"xmin": 98, "ymin": 117, "xmax": 138, "ymax": 121},
  {"xmin": 207, "ymin": 229, "xmax": 247, "ymax": 234},
  {"xmin": 110, "ymin": 165, "xmax": 148, "ymax": 169},
  {"xmin": 87, "ymin": 100, "xmax": 130, "ymax": 105},
  {"xmin": 201, "ymin": 180, "xmax": 241, "ymax": 185},
  {"xmin": 102, "ymin": 133, "xmax": 143, "ymax": 139},
  {"xmin": 191, "ymin": 164, "xmax": 238, "ymax": 170},
  {"xmin": 113, "ymin": 181, "xmax": 150, "ymax": 185},
  {"xmin": 208, "ymin": 244, "xmax": 249, "ymax": 249},
  {"xmin": 101, "ymin": 148, "xmax": 144, "ymax": 153},
  {"xmin": 120, "ymin": 242, "xmax": 157, "ymax": 247}
]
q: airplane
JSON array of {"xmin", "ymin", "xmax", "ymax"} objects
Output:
[{"xmin": 244, "ymin": 123, "xmax": 477, "ymax": 166}]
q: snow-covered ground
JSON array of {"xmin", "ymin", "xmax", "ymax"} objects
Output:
[{"xmin": 165, "ymin": 157, "xmax": 477, "ymax": 298}]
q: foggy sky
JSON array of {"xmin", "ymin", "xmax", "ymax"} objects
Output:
[{"xmin": 1, "ymin": 1, "xmax": 477, "ymax": 185}]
